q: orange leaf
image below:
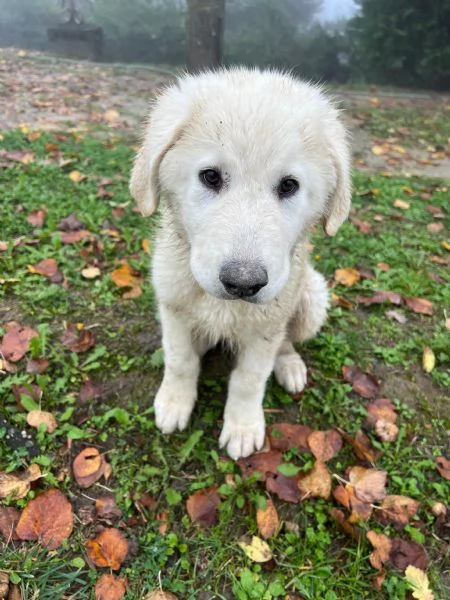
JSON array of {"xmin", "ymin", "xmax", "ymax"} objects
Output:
[
  {"xmin": 435, "ymin": 456, "xmax": 450, "ymax": 480},
  {"xmin": 73, "ymin": 448, "xmax": 107, "ymax": 488},
  {"xmin": 16, "ymin": 489, "xmax": 73, "ymax": 549},
  {"xmin": 307, "ymin": 429, "xmax": 342, "ymax": 462},
  {"xmin": 86, "ymin": 528, "xmax": 129, "ymax": 570},
  {"xmin": 334, "ymin": 267, "xmax": 361, "ymax": 287},
  {"xmin": 0, "ymin": 321, "xmax": 38, "ymax": 362},
  {"xmin": 186, "ymin": 486, "xmax": 220, "ymax": 527},
  {"xmin": 111, "ymin": 262, "xmax": 142, "ymax": 289},
  {"xmin": 95, "ymin": 574, "xmax": 127, "ymax": 600},
  {"xmin": 367, "ymin": 530, "xmax": 392, "ymax": 570},
  {"xmin": 297, "ymin": 460, "xmax": 331, "ymax": 499},
  {"xmin": 256, "ymin": 498, "xmax": 279, "ymax": 538}
]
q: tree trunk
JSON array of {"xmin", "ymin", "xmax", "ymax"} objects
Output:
[{"xmin": 186, "ymin": 0, "xmax": 225, "ymax": 71}]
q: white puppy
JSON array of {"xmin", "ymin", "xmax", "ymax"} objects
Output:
[{"xmin": 130, "ymin": 67, "xmax": 351, "ymax": 460}]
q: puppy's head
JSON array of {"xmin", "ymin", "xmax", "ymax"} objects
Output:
[{"xmin": 130, "ymin": 68, "xmax": 351, "ymax": 303}]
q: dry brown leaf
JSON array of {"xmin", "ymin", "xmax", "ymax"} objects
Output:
[
  {"xmin": 265, "ymin": 472, "xmax": 301, "ymax": 503},
  {"xmin": 73, "ymin": 447, "xmax": 107, "ymax": 488},
  {"xmin": 0, "ymin": 321, "xmax": 38, "ymax": 362},
  {"xmin": 427, "ymin": 223, "xmax": 444, "ymax": 234},
  {"xmin": 334, "ymin": 267, "xmax": 361, "ymax": 287},
  {"xmin": 26, "ymin": 410, "xmax": 57, "ymax": 433},
  {"xmin": 238, "ymin": 451, "xmax": 283, "ymax": 481},
  {"xmin": 186, "ymin": 486, "xmax": 220, "ymax": 527},
  {"xmin": 307, "ymin": 429, "xmax": 342, "ymax": 462},
  {"xmin": 256, "ymin": 498, "xmax": 279, "ymax": 539},
  {"xmin": 404, "ymin": 297, "xmax": 434, "ymax": 315},
  {"xmin": 156, "ymin": 510, "xmax": 169, "ymax": 536},
  {"xmin": 357, "ymin": 291, "xmax": 403, "ymax": 307},
  {"xmin": 95, "ymin": 574, "xmax": 127, "ymax": 600},
  {"xmin": 342, "ymin": 365, "xmax": 379, "ymax": 399},
  {"xmin": 16, "ymin": 488, "xmax": 73, "ymax": 550},
  {"xmin": 267, "ymin": 423, "xmax": 311, "ymax": 452},
  {"xmin": 95, "ymin": 496, "xmax": 122, "ymax": 520},
  {"xmin": 0, "ymin": 572, "xmax": 8, "ymax": 598},
  {"xmin": 390, "ymin": 538, "xmax": 428, "ymax": 571},
  {"xmin": 86, "ymin": 528, "xmax": 129, "ymax": 570},
  {"xmin": 337, "ymin": 428, "xmax": 381, "ymax": 462},
  {"xmin": 393, "ymin": 199, "xmax": 410, "ymax": 210},
  {"xmin": 298, "ymin": 460, "xmax": 331, "ymax": 499},
  {"xmin": 348, "ymin": 466, "xmax": 387, "ymax": 503},
  {"xmin": 376, "ymin": 495, "xmax": 420, "ymax": 528},
  {"xmin": 60, "ymin": 230, "xmax": 93, "ymax": 244},
  {"xmin": 435, "ymin": 456, "xmax": 450, "ymax": 480},
  {"xmin": 0, "ymin": 464, "xmax": 42, "ymax": 500},
  {"xmin": 26, "ymin": 358, "xmax": 50, "ymax": 374},
  {"xmin": 57, "ymin": 213, "xmax": 86, "ymax": 231},
  {"xmin": 61, "ymin": 324, "xmax": 95, "ymax": 353},
  {"xmin": 331, "ymin": 293, "xmax": 353, "ymax": 309},
  {"xmin": 0, "ymin": 506, "xmax": 20, "ymax": 541},
  {"xmin": 143, "ymin": 591, "xmax": 178, "ymax": 600},
  {"xmin": 374, "ymin": 420, "xmax": 399, "ymax": 442},
  {"xmin": 27, "ymin": 209, "xmax": 46, "ymax": 227},
  {"xmin": 329, "ymin": 508, "xmax": 360, "ymax": 540},
  {"xmin": 367, "ymin": 530, "xmax": 392, "ymax": 570},
  {"xmin": 366, "ymin": 399, "xmax": 397, "ymax": 426},
  {"xmin": 350, "ymin": 218, "xmax": 372, "ymax": 234}
]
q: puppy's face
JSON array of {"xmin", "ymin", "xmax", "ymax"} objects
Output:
[{"xmin": 131, "ymin": 69, "xmax": 351, "ymax": 303}]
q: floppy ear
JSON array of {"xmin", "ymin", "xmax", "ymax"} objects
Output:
[
  {"xmin": 130, "ymin": 84, "xmax": 190, "ymax": 216},
  {"xmin": 323, "ymin": 126, "xmax": 352, "ymax": 236}
]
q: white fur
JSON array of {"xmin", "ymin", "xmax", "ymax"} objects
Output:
[{"xmin": 130, "ymin": 67, "xmax": 351, "ymax": 460}]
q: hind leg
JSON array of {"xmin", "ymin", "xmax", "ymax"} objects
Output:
[{"xmin": 274, "ymin": 265, "xmax": 329, "ymax": 394}]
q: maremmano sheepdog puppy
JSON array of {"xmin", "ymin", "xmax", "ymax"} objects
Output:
[{"xmin": 130, "ymin": 68, "xmax": 351, "ymax": 460}]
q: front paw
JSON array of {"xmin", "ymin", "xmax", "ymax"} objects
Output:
[
  {"xmin": 219, "ymin": 412, "xmax": 265, "ymax": 460},
  {"xmin": 274, "ymin": 352, "xmax": 307, "ymax": 394},
  {"xmin": 154, "ymin": 380, "xmax": 196, "ymax": 434}
]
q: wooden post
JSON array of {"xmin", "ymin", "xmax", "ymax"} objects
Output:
[{"xmin": 186, "ymin": 0, "xmax": 225, "ymax": 71}]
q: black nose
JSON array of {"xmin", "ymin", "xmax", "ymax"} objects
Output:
[{"xmin": 219, "ymin": 260, "xmax": 268, "ymax": 298}]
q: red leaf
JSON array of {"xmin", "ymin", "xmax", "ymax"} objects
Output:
[
  {"xmin": 342, "ymin": 365, "xmax": 380, "ymax": 398},
  {"xmin": 265, "ymin": 473, "xmax": 301, "ymax": 504},
  {"xmin": 267, "ymin": 423, "xmax": 312, "ymax": 452},
  {"xmin": 15, "ymin": 489, "xmax": 73, "ymax": 550},
  {"xmin": 237, "ymin": 451, "xmax": 283, "ymax": 481},
  {"xmin": 186, "ymin": 486, "xmax": 220, "ymax": 527}
]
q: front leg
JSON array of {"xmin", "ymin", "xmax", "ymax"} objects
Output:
[
  {"xmin": 154, "ymin": 304, "xmax": 200, "ymax": 434},
  {"xmin": 219, "ymin": 334, "xmax": 284, "ymax": 460}
]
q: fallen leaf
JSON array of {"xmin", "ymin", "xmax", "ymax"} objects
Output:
[
  {"xmin": 298, "ymin": 460, "xmax": 331, "ymax": 499},
  {"xmin": 367, "ymin": 530, "xmax": 392, "ymax": 570},
  {"xmin": 441, "ymin": 241, "xmax": 450, "ymax": 251},
  {"xmin": 357, "ymin": 291, "xmax": 403, "ymax": 306},
  {"xmin": 431, "ymin": 502, "xmax": 446, "ymax": 518},
  {"xmin": 377, "ymin": 262, "xmax": 391, "ymax": 271},
  {"xmin": 267, "ymin": 423, "xmax": 311, "ymax": 452},
  {"xmin": 16, "ymin": 488, "xmax": 73, "ymax": 549},
  {"xmin": 376, "ymin": 495, "xmax": 420, "ymax": 529},
  {"xmin": 68, "ymin": 170, "xmax": 87, "ymax": 183},
  {"xmin": 28, "ymin": 258, "xmax": 63, "ymax": 283},
  {"xmin": 156, "ymin": 510, "xmax": 169, "ymax": 536},
  {"xmin": 371, "ymin": 144, "xmax": 387, "ymax": 155},
  {"xmin": 334, "ymin": 267, "xmax": 361, "ymax": 287},
  {"xmin": 348, "ymin": 466, "xmax": 387, "ymax": 503},
  {"xmin": 61, "ymin": 324, "xmax": 95, "ymax": 353},
  {"xmin": 333, "ymin": 484, "xmax": 373, "ymax": 522},
  {"xmin": 79, "ymin": 379, "xmax": 103, "ymax": 403},
  {"xmin": 86, "ymin": 528, "xmax": 129, "ymax": 570},
  {"xmin": 104, "ymin": 109, "xmax": 120, "ymax": 123},
  {"xmin": 122, "ymin": 286, "xmax": 142, "ymax": 299},
  {"xmin": 237, "ymin": 451, "xmax": 282, "ymax": 481},
  {"xmin": 0, "ymin": 150, "xmax": 35, "ymax": 164},
  {"xmin": 26, "ymin": 410, "xmax": 57, "ymax": 433},
  {"xmin": 0, "ymin": 464, "xmax": 42, "ymax": 499},
  {"xmin": 26, "ymin": 358, "xmax": 50, "ymax": 374},
  {"xmin": 422, "ymin": 347, "xmax": 435, "ymax": 373},
  {"xmin": 427, "ymin": 223, "xmax": 444, "ymax": 234},
  {"xmin": 366, "ymin": 399, "xmax": 398, "ymax": 426},
  {"xmin": 329, "ymin": 508, "xmax": 360, "ymax": 540},
  {"xmin": 111, "ymin": 262, "xmax": 142, "ymax": 289},
  {"xmin": 81, "ymin": 266, "xmax": 101, "ymax": 279},
  {"xmin": 256, "ymin": 498, "xmax": 279, "ymax": 539},
  {"xmin": 265, "ymin": 472, "xmax": 301, "ymax": 503},
  {"xmin": 95, "ymin": 574, "xmax": 127, "ymax": 600},
  {"xmin": 27, "ymin": 209, "xmax": 46, "ymax": 227},
  {"xmin": 350, "ymin": 218, "xmax": 372, "ymax": 234},
  {"xmin": 338, "ymin": 428, "xmax": 381, "ymax": 462},
  {"xmin": 385, "ymin": 309, "xmax": 407, "ymax": 324},
  {"xmin": 73, "ymin": 447, "xmax": 107, "ymax": 488},
  {"xmin": 404, "ymin": 297, "xmax": 434, "ymax": 316},
  {"xmin": 393, "ymin": 199, "xmax": 410, "ymax": 210},
  {"xmin": 374, "ymin": 420, "xmax": 399, "ymax": 442},
  {"xmin": 143, "ymin": 591, "xmax": 178, "ymax": 600},
  {"xmin": 58, "ymin": 214, "xmax": 86, "ymax": 231},
  {"xmin": 435, "ymin": 456, "xmax": 450, "ymax": 480},
  {"xmin": 390, "ymin": 538, "xmax": 428, "ymax": 570},
  {"xmin": 186, "ymin": 486, "xmax": 220, "ymax": 527},
  {"xmin": 95, "ymin": 496, "xmax": 122, "ymax": 520},
  {"xmin": 0, "ymin": 321, "xmax": 38, "ymax": 362},
  {"xmin": 238, "ymin": 536, "xmax": 273, "ymax": 563},
  {"xmin": 0, "ymin": 572, "xmax": 8, "ymax": 598},
  {"xmin": 404, "ymin": 565, "xmax": 434, "ymax": 600},
  {"xmin": 307, "ymin": 430, "xmax": 342, "ymax": 462},
  {"xmin": 142, "ymin": 239, "xmax": 151, "ymax": 253},
  {"xmin": 331, "ymin": 293, "xmax": 353, "ymax": 309},
  {"xmin": 0, "ymin": 506, "xmax": 20, "ymax": 541},
  {"xmin": 342, "ymin": 365, "xmax": 379, "ymax": 398},
  {"xmin": 12, "ymin": 382, "xmax": 43, "ymax": 409}
]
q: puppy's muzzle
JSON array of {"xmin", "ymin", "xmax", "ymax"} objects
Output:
[{"xmin": 219, "ymin": 260, "xmax": 268, "ymax": 298}]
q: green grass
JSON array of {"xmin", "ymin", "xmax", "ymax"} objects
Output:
[{"xmin": 0, "ymin": 129, "xmax": 449, "ymax": 599}]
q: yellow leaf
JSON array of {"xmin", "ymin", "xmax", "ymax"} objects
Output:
[
  {"xmin": 81, "ymin": 266, "xmax": 101, "ymax": 280},
  {"xmin": 104, "ymin": 109, "xmax": 120, "ymax": 123},
  {"xmin": 371, "ymin": 145, "xmax": 387, "ymax": 156},
  {"xmin": 69, "ymin": 170, "xmax": 87, "ymax": 183},
  {"xmin": 334, "ymin": 267, "xmax": 361, "ymax": 287},
  {"xmin": 142, "ymin": 239, "xmax": 151, "ymax": 254},
  {"xmin": 441, "ymin": 241, "xmax": 450, "ymax": 251},
  {"xmin": 393, "ymin": 199, "xmax": 410, "ymax": 210},
  {"xmin": 422, "ymin": 346, "xmax": 435, "ymax": 373},
  {"xmin": 392, "ymin": 145, "xmax": 406, "ymax": 154},
  {"xmin": 404, "ymin": 565, "xmax": 434, "ymax": 600},
  {"xmin": 369, "ymin": 97, "xmax": 380, "ymax": 106},
  {"xmin": 238, "ymin": 536, "xmax": 272, "ymax": 563}
]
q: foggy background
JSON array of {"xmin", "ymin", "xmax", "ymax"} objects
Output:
[{"xmin": 0, "ymin": 0, "xmax": 448, "ymax": 89}]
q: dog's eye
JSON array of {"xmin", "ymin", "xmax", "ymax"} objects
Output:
[
  {"xmin": 277, "ymin": 177, "xmax": 299, "ymax": 198},
  {"xmin": 199, "ymin": 168, "xmax": 222, "ymax": 191}
]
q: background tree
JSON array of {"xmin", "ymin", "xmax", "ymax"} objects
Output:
[
  {"xmin": 349, "ymin": 0, "xmax": 450, "ymax": 89},
  {"xmin": 186, "ymin": 0, "xmax": 225, "ymax": 70}
]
